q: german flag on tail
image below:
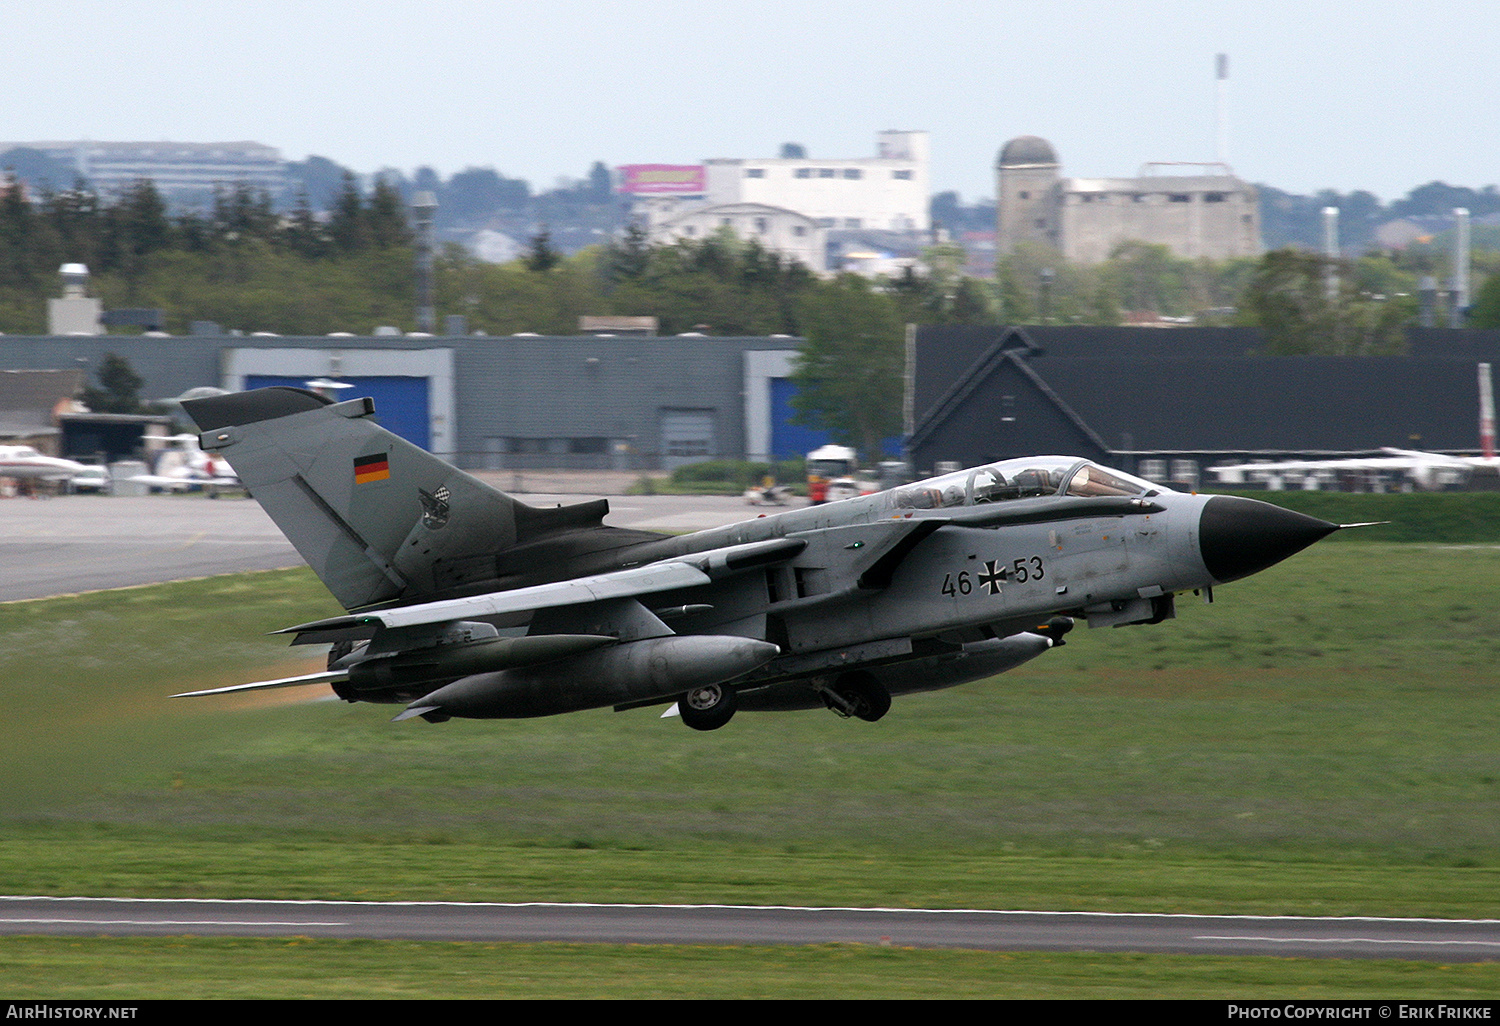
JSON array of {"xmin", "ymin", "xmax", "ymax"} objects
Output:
[{"xmin": 354, "ymin": 453, "xmax": 391, "ymax": 484}]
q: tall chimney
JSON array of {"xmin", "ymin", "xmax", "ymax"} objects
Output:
[
  {"xmin": 1215, "ymin": 54, "xmax": 1229, "ymax": 163},
  {"xmin": 412, "ymin": 191, "xmax": 438, "ymax": 333},
  {"xmin": 1452, "ymin": 207, "xmax": 1471, "ymax": 327},
  {"xmin": 1321, "ymin": 207, "xmax": 1339, "ymax": 303}
]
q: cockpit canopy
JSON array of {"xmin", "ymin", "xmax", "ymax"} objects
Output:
[{"xmin": 890, "ymin": 457, "xmax": 1165, "ymax": 511}]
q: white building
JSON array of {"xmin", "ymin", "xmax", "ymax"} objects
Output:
[
  {"xmin": 703, "ymin": 131, "xmax": 930, "ymax": 234},
  {"xmin": 468, "ymin": 229, "xmax": 524, "ymax": 264},
  {"xmin": 650, "ymin": 203, "xmax": 826, "ymax": 272},
  {"xmin": 1, "ymin": 140, "xmax": 286, "ymax": 204}
]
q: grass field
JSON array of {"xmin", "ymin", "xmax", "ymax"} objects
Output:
[
  {"xmin": 4, "ymin": 937, "xmax": 1498, "ymax": 1000},
  {"xmin": 1, "ymin": 543, "xmax": 1498, "ymax": 997},
  {"xmin": 1225, "ymin": 490, "xmax": 1500, "ymax": 544}
]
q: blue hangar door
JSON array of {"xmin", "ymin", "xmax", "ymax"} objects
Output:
[
  {"xmin": 769, "ymin": 377, "xmax": 903, "ymax": 459},
  {"xmin": 769, "ymin": 377, "xmax": 831, "ymax": 459},
  {"xmin": 245, "ymin": 375, "xmax": 431, "ymax": 450}
]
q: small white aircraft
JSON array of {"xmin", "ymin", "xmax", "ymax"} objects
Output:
[
  {"xmin": 1210, "ymin": 363, "xmax": 1499, "ymax": 491},
  {"xmin": 0, "ymin": 445, "xmax": 92, "ymax": 482},
  {"xmin": 128, "ymin": 434, "xmax": 242, "ymax": 493}
]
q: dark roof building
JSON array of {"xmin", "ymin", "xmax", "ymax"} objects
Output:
[
  {"xmin": 910, "ymin": 325, "xmax": 1500, "ymax": 487},
  {"xmin": 0, "ymin": 368, "xmax": 84, "ymax": 451}
]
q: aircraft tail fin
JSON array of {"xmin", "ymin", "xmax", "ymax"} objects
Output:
[{"xmin": 184, "ymin": 387, "xmax": 616, "ymax": 611}]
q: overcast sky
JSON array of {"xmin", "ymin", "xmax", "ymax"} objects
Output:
[{"xmin": 8, "ymin": 0, "xmax": 1495, "ymax": 203}]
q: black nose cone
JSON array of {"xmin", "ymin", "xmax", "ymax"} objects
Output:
[{"xmin": 1199, "ymin": 495, "xmax": 1339, "ymax": 583}]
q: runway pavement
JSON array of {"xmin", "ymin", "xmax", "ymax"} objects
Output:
[
  {"xmin": 2, "ymin": 897, "xmax": 1497, "ymax": 960},
  {"xmin": 0, "ymin": 491, "xmax": 767, "ymax": 603}
]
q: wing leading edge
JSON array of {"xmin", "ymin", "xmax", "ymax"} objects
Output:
[{"xmin": 277, "ymin": 536, "xmax": 806, "ymax": 640}]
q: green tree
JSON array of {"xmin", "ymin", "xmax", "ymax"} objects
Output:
[
  {"xmin": 887, "ymin": 264, "xmax": 982, "ymax": 326},
  {"xmin": 524, "ymin": 227, "xmax": 561, "ymax": 272},
  {"xmin": 40, "ymin": 185, "xmax": 103, "ymax": 271},
  {"xmin": 367, "ymin": 177, "xmax": 413, "ymax": 249},
  {"xmin": 994, "ymin": 258, "xmax": 1035, "ymax": 323},
  {"xmin": 1469, "ymin": 274, "xmax": 1500, "ymax": 328},
  {"xmin": 1239, "ymin": 248, "xmax": 1410, "ymax": 355},
  {"xmin": 210, "ymin": 183, "xmax": 278, "ymax": 245},
  {"xmin": 108, "ymin": 180, "xmax": 173, "ymax": 256},
  {"xmin": 100, "ymin": 179, "xmax": 175, "ymax": 301},
  {"xmin": 603, "ymin": 223, "xmax": 651, "ymax": 284},
  {"xmin": 79, "ymin": 352, "xmax": 145, "ymax": 414},
  {"xmin": 282, "ymin": 189, "xmax": 329, "ymax": 259},
  {"xmin": 327, "ymin": 172, "xmax": 369, "ymax": 254},
  {"xmin": 790, "ymin": 275, "xmax": 904, "ymax": 460},
  {"xmin": 950, "ymin": 277, "xmax": 998, "ymax": 324},
  {"xmin": 602, "ymin": 232, "xmax": 811, "ymax": 335},
  {"xmin": 885, "ymin": 243, "xmax": 997, "ymax": 326},
  {"xmin": 0, "ymin": 173, "xmax": 42, "ymax": 285},
  {"xmin": 994, "ymin": 241, "xmax": 1068, "ymax": 322},
  {"xmin": 1104, "ymin": 241, "xmax": 1186, "ymax": 315}
]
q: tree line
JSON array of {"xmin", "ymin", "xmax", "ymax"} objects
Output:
[
  {"xmin": 8, "ymin": 173, "xmax": 1500, "ymax": 458},
  {"xmin": 0, "ymin": 174, "xmax": 416, "ymax": 331},
  {"xmin": 0, "ymin": 174, "xmax": 411, "ymax": 276}
]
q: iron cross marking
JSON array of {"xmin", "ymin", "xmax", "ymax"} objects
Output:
[{"xmin": 978, "ymin": 560, "xmax": 1006, "ymax": 595}]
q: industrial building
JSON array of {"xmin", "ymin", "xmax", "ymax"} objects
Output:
[
  {"xmin": 15, "ymin": 322, "xmax": 1500, "ymax": 493},
  {"xmin": 0, "ymin": 332, "xmax": 823, "ymax": 470},
  {"xmin": 995, "ymin": 136, "xmax": 1261, "ymax": 264}
]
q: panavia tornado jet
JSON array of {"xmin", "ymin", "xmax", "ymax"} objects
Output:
[{"xmin": 173, "ymin": 387, "xmax": 1347, "ymax": 730}]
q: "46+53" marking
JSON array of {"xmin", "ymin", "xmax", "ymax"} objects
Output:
[{"xmin": 941, "ymin": 556, "xmax": 1045, "ymax": 597}]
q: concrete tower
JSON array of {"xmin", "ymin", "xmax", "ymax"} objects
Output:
[{"xmin": 996, "ymin": 136, "xmax": 1061, "ymax": 255}]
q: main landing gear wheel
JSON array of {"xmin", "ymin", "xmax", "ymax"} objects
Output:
[
  {"xmin": 678, "ymin": 683, "xmax": 737, "ymax": 731},
  {"xmin": 822, "ymin": 671, "xmax": 892, "ymax": 722}
]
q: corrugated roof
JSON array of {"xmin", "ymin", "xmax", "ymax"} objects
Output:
[{"xmin": 0, "ymin": 368, "xmax": 83, "ymax": 431}]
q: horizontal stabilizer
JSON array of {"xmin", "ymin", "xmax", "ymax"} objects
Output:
[{"xmin": 171, "ymin": 669, "xmax": 346, "ymax": 699}]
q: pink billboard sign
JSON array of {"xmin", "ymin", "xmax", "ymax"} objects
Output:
[{"xmin": 618, "ymin": 164, "xmax": 706, "ymax": 194}]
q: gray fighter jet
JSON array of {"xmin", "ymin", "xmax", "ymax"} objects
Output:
[{"xmin": 173, "ymin": 387, "xmax": 1346, "ymax": 730}]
